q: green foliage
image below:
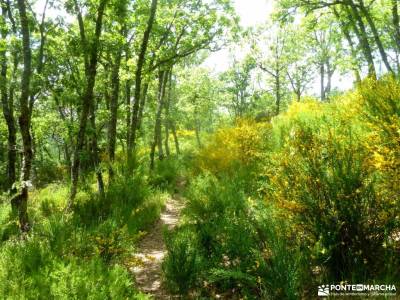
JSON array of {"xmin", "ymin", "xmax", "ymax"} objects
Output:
[
  {"xmin": 149, "ymin": 158, "xmax": 182, "ymax": 192},
  {"xmin": 0, "ymin": 167, "xmax": 168, "ymax": 299},
  {"xmin": 163, "ymin": 173, "xmax": 304, "ymax": 299},
  {"xmin": 1, "ymin": 0, "xmax": 400, "ymax": 298},
  {"xmin": 0, "ymin": 236, "xmax": 136, "ymax": 300},
  {"xmin": 265, "ymin": 80, "xmax": 400, "ymax": 284},
  {"xmin": 163, "ymin": 227, "xmax": 200, "ymax": 294},
  {"xmin": 0, "ymin": 202, "xmax": 19, "ymax": 241},
  {"xmin": 164, "ymin": 78, "xmax": 400, "ymax": 298}
]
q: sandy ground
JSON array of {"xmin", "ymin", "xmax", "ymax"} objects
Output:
[{"xmin": 130, "ymin": 195, "xmax": 184, "ymax": 299}]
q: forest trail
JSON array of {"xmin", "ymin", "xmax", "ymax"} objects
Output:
[{"xmin": 130, "ymin": 181, "xmax": 185, "ymax": 299}]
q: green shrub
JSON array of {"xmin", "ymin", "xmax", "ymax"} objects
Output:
[
  {"xmin": 164, "ymin": 173, "xmax": 304, "ymax": 299},
  {"xmin": 268, "ymin": 86, "xmax": 400, "ymax": 283},
  {"xmin": 0, "ymin": 237, "xmax": 137, "ymax": 300},
  {"xmin": 0, "ymin": 202, "xmax": 19, "ymax": 241},
  {"xmin": 163, "ymin": 227, "xmax": 200, "ymax": 294},
  {"xmin": 0, "ymin": 167, "xmax": 169, "ymax": 299},
  {"xmin": 163, "ymin": 79, "xmax": 400, "ymax": 298},
  {"xmin": 149, "ymin": 158, "xmax": 181, "ymax": 191},
  {"xmin": 32, "ymin": 158, "xmax": 65, "ymax": 188},
  {"xmin": 48, "ymin": 258, "xmax": 135, "ymax": 300},
  {"xmin": 72, "ymin": 174, "xmax": 149, "ymax": 227}
]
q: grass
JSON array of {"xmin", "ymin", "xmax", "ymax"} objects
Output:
[{"xmin": 0, "ymin": 166, "xmax": 168, "ymax": 299}]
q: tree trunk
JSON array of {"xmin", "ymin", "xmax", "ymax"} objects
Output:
[
  {"xmin": 150, "ymin": 70, "xmax": 168, "ymax": 170},
  {"xmin": 128, "ymin": 0, "xmax": 158, "ymax": 162},
  {"xmin": 137, "ymin": 82, "xmax": 149, "ymax": 133},
  {"xmin": 164, "ymin": 118, "xmax": 170, "ymax": 157},
  {"xmin": 64, "ymin": 143, "xmax": 71, "ymax": 169},
  {"xmin": 287, "ymin": 71, "xmax": 302, "ymax": 102},
  {"xmin": 320, "ymin": 63, "xmax": 325, "ymax": 101},
  {"xmin": 358, "ymin": 0, "xmax": 393, "ymax": 74},
  {"xmin": 333, "ymin": 7, "xmax": 362, "ymax": 82},
  {"xmin": 164, "ymin": 71, "xmax": 173, "ymax": 157},
  {"xmin": 28, "ymin": 0, "xmax": 48, "ymax": 117},
  {"xmin": 195, "ymin": 121, "xmax": 202, "ymax": 148},
  {"xmin": 13, "ymin": 0, "xmax": 32, "ymax": 232},
  {"xmin": 345, "ymin": 4, "xmax": 376, "ymax": 77},
  {"xmin": 125, "ymin": 79, "xmax": 131, "ymax": 149},
  {"xmin": 90, "ymin": 104, "xmax": 105, "ymax": 199},
  {"xmin": 392, "ymin": 0, "xmax": 400, "ymax": 54},
  {"xmin": 0, "ymin": 3, "xmax": 17, "ymax": 191},
  {"xmin": 275, "ymin": 71, "xmax": 281, "ymax": 115},
  {"xmin": 125, "ymin": 42, "xmax": 132, "ymax": 150},
  {"xmin": 324, "ymin": 60, "xmax": 334, "ymax": 99},
  {"xmin": 170, "ymin": 121, "xmax": 180, "ymax": 155},
  {"xmin": 68, "ymin": 0, "xmax": 107, "ymax": 208},
  {"xmin": 108, "ymin": 47, "xmax": 122, "ymax": 182}
]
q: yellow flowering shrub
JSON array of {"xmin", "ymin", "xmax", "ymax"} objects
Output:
[
  {"xmin": 359, "ymin": 76, "xmax": 400, "ymax": 203},
  {"xmin": 178, "ymin": 77, "xmax": 400, "ymax": 292},
  {"xmin": 264, "ymin": 77, "xmax": 400, "ymax": 281},
  {"xmin": 176, "ymin": 129, "xmax": 195, "ymax": 137},
  {"xmin": 195, "ymin": 119, "xmax": 271, "ymax": 174}
]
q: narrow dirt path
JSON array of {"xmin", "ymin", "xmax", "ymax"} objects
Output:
[{"xmin": 130, "ymin": 194, "xmax": 184, "ymax": 299}]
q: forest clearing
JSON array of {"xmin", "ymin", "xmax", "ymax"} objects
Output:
[{"xmin": 0, "ymin": 0, "xmax": 399, "ymax": 299}]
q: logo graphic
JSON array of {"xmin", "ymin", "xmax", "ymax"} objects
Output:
[
  {"xmin": 356, "ymin": 284, "xmax": 364, "ymax": 291},
  {"xmin": 318, "ymin": 283, "xmax": 396, "ymax": 297},
  {"xmin": 318, "ymin": 285, "xmax": 330, "ymax": 296}
]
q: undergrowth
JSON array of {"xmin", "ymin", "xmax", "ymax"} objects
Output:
[
  {"xmin": 163, "ymin": 77, "xmax": 400, "ymax": 299},
  {"xmin": 0, "ymin": 162, "xmax": 170, "ymax": 299}
]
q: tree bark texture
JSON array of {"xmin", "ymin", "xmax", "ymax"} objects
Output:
[
  {"xmin": 69, "ymin": 0, "xmax": 107, "ymax": 208},
  {"xmin": 128, "ymin": 0, "xmax": 158, "ymax": 161},
  {"xmin": 13, "ymin": 0, "xmax": 33, "ymax": 231}
]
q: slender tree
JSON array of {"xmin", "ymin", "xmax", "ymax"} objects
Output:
[
  {"xmin": 150, "ymin": 68, "xmax": 169, "ymax": 170},
  {"xmin": 68, "ymin": 0, "xmax": 108, "ymax": 208},
  {"xmin": 128, "ymin": 0, "xmax": 158, "ymax": 162},
  {"xmin": 12, "ymin": 0, "xmax": 33, "ymax": 232},
  {"xmin": 0, "ymin": 1, "xmax": 16, "ymax": 191}
]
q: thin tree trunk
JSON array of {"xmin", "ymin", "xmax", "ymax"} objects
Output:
[
  {"xmin": 195, "ymin": 121, "xmax": 202, "ymax": 148},
  {"xmin": 12, "ymin": 0, "xmax": 32, "ymax": 232},
  {"xmin": 64, "ymin": 143, "xmax": 71, "ymax": 169},
  {"xmin": 137, "ymin": 82, "xmax": 149, "ymax": 133},
  {"xmin": 128, "ymin": 0, "xmax": 158, "ymax": 162},
  {"xmin": 0, "ymin": 2, "xmax": 17, "ymax": 191},
  {"xmin": 28, "ymin": 0, "xmax": 48, "ymax": 117},
  {"xmin": 170, "ymin": 121, "xmax": 180, "ymax": 155},
  {"xmin": 333, "ymin": 7, "xmax": 361, "ymax": 82},
  {"xmin": 68, "ymin": 0, "xmax": 107, "ymax": 208},
  {"xmin": 275, "ymin": 71, "xmax": 281, "ymax": 115},
  {"xmin": 90, "ymin": 104, "xmax": 105, "ymax": 198},
  {"xmin": 287, "ymin": 71, "xmax": 300, "ymax": 102},
  {"xmin": 320, "ymin": 63, "xmax": 325, "ymax": 101},
  {"xmin": 164, "ymin": 119, "xmax": 170, "ymax": 157},
  {"xmin": 150, "ymin": 70, "xmax": 168, "ymax": 170},
  {"xmin": 30, "ymin": 125, "xmax": 37, "ymax": 185},
  {"xmin": 108, "ymin": 46, "xmax": 122, "ymax": 182},
  {"xmin": 55, "ymin": 97, "xmax": 74, "ymax": 175},
  {"xmin": 324, "ymin": 60, "xmax": 334, "ymax": 99},
  {"xmin": 125, "ymin": 78, "xmax": 131, "ymax": 149},
  {"xmin": 103, "ymin": 58, "xmax": 111, "ymax": 110},
  {"xmin": 164, "ymin": 71, "xmax": 172, "ymax": 157},
  {"xmin": 358, "ymin": 0, "xmax": 393, "ymax": 74},
  {"xmin": 392, "ymin": 0, "xmax": 400, "ymax": 54},
  {"xmin": 345, "ymin": 4, "xmax": 376, "ymax": 77}
]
